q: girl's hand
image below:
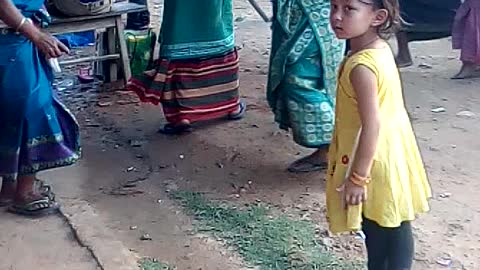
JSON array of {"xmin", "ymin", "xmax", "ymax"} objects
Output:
[
  {"xmin": 31, "ymin": 31, "xmax": 69, "ymax": 59},
  {"xmin": 345, "ymin": 181, "xmax": 367, "ymax": 206},
  {"xmin": 337, "ymin": 180, "xmax": 367, "ymax": 208}
]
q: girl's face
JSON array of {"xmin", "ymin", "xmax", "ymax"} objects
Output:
[{"xmin": 330, "ymin": 0, "xmax": 386, "ymax": 39}]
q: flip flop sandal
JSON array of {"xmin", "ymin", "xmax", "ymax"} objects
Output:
[
  {"xmin": 287, "ymin": 158, "xmax": 328, "ymax": 173},
  {"xmin": 35, "ymin": 179, "xmax": 53, "ymax": 196},
  {"xmin": 228, "ymin": 101, "xmax": 247, "ymax": 121},
  {"xmin": 0, "ymin": 193, "xmax": 55, "ymax": 208},
  {"xmin": 8, "ymin": 198, "xmax": 60, "ymax": 217},
  {"xmin": 78, "ymin": 67, "xmax": 95, "ymax": 84},
  {"xmin": 0, "ymin": 180, "xmax": 54, "ymax": 208},
  {"xmin": 158, "ymin": 123, "xmax": 193, "ymax": 135}
]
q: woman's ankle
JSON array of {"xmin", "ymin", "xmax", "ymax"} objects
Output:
[
  {"xmin": 453, "ymin": 62, "xmax": 478, "ymax": 79},
  {"xmin": 0, "ymin": 181, "xmax": 16, "ymax": 199},
  {"xmin": 14, "ymin": 175, "xmax": 37, "ymax": 202}
]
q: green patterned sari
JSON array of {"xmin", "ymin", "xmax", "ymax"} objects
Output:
[{"xmin": 267, "ymin": 0, "xmax": 344, "ymax": 148}]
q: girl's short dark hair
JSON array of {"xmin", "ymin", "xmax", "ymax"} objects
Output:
[{"xmin": 371, "ymin": 0, "xmax": 401, "ymax": 38}]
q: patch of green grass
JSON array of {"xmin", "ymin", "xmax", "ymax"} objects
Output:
[
  {"xmin": 171, "ymin": 191, "xmax": 364, "ymax": 270},
  {"xmin": 139, "ymin": 258, "xmax": 176, "ymax": 270}
]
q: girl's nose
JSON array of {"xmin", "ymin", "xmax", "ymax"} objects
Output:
[{"xmin": 330, "ymin": 9, "xmax": 342, "ymax": 22}]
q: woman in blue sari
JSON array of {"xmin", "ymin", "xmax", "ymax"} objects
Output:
[
  {"xmin": 0, "ymin": 0, "xmax": 80, "ymax": 216},
  {"xmin": 267, "ymin": 0, "xmax": 344, "ymax": 173}
]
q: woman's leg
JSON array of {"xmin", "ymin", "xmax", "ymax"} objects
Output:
[
  {"xmin": 158, "ymin": 119, "xmax": 193, "ymax": 135},
  {"xmin": 363, "ymin": 219, "xmax": 389, "ymax": 270},
  {"xmin": 395, "ymin": 32, "xmax": 414, "ymax": 68},
  {"xmin": 288, "ymin": 145, "xmax": 329, "ymax": 173},
  {"xmin": 1, "ymin": 175, "xmax": 53, "ymax": 205},
  {"xmin": 387, "ymin": 221, "xmax": 415, "ymax": 270},
  {"xmin": 307, "ymin": 147, "xmax": 329, "ymax": 165},
  {"xmin": 8, "ymin": 174, "xmax": 58, "ymax": 216},
  {"xmin": 14, "ymin": 175, "xmax": 39, "ymax": 202},
  {"xmin": 452, "ymin": 61, "xmax": 480, "ymax": 79},
  {"xmin": 0, "ymin": 176, "xmax": 16, "ymax": 205}
]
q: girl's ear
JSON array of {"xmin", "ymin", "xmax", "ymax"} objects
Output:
[{"xmin": 371, "ymin": 9, "xmax": 388, "ymax": 27}]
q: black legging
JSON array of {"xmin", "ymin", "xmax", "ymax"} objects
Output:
[{"xmin": 363, "ymin": 218, "xmax": 414, "ymax": 270}]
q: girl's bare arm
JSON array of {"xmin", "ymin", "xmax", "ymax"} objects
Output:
[{"xmin": 349, "ymin": 65, "xmax": 381, "ymax": 178}]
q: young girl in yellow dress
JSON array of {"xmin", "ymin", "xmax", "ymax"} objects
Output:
[{"xmin": 327, "ymin": 0, "xmax": 432, "ymax": 269}]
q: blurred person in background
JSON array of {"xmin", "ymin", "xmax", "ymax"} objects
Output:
[
  {"xmin": 452, "ymin": 0, "xmax": 480, "ymax": 79},
  {"xmin": 395, "ymin": 0, "xmax": 461, "ymax": 68},
  {"xmin": 127, "ymin": 0, "xmax": 246, "ymax": 135}
]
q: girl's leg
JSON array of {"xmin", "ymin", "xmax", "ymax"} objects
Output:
[
  {"xmin": 387, "ymin": 221, "xmax": 414, "ymax": 270},
  {"xmin": 362, "ymin": 218, "xmax": 389, "ymax": 270}
]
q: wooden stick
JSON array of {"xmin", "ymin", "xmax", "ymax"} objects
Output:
[
  {"xmin": 59, "ymin": 54, "xmax": 120, "ymax": 66},
  {"xmin": 246, "ymin": 0, "xmax": 271, "ymax": 22}
]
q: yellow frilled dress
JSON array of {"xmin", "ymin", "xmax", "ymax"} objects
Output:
[{"xmin": 326, "ymin": 47, "xmax": 432, "ymax": 234}]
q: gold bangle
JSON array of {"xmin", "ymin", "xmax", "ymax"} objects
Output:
[
  {"xmin": 15, "ymin": 17, "xmax": 27, "ymax": 32},
  {"xmin": 349, "ymin": 172, "xmax": 371, "ymax": 187},
  {"xmin": 352, "ymin": 171, "xmax": 370, "ymax": 182},
  {"xmin": 349, "ymin": 176, "xmax": 369, "ymax": 187}
]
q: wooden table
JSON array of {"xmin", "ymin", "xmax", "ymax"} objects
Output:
[{"xmin": 48, "ymin": 2, "xmax": 148, "ymax": 83}]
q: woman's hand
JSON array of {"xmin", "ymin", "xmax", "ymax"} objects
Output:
[
  {"xmin": 0, "ymin": 0, "xmax": 69, "ymax": 58},
  {"xmin": 31, "ymin": 31, "xmax": 69, "ymax": 59}
]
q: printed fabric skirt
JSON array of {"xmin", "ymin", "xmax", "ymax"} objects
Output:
[
  {"xmin": 452, "ymin": 0, "xmax": 480, "ymax": 64},
  {"xmin": 0, "ymin": 33, "xmax": 81, "ymax": 179},
  {"xmin": 127, "ymin": 49, "xmax": 240, "ymax": 124}
]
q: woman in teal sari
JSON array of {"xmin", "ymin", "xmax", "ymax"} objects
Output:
[
  {"xmin": 267, "ymin": 0, "xmax": 345, "ymax": 173},
  {"xmin": 0, "ymin": 0, "xmax": 80, "ymax": 216},
  {"xmin": 128, "ymin": 0, "xmax": 245, "ymax": 134}
]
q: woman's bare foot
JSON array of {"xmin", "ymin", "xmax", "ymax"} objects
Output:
[
  {"xmin": 452, "ymin": 62, "xmax": 480, "ymax": 79},
  {"xmin": 287, "ymin": 148, "xmax": 329, "ymax": 173}
]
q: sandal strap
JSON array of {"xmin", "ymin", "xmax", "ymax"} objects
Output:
[{"xmin": 15, "ymin": 198, "xmax": 54, "ymax": 212}]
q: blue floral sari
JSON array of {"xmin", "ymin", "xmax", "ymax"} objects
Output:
[
  {"xmin": 0, "ymin": 0, "xmax": 80, "ymax": 179},
  {"xmin": 267, "ymin": 0, "xmax": 345, "ymax": 148}
]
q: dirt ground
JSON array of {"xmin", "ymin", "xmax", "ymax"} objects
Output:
[
  {"xmin": 0, "ymin": 212, "xmax": 99, "ymax": 270},
  {"xmin": 43, "ymin": 1, "xmax": 480, "ymax": 269}
]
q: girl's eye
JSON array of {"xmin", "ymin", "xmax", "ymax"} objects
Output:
[{"xmin": 345, "ymin": 6, "xmax": 355, "ymax": 12}]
